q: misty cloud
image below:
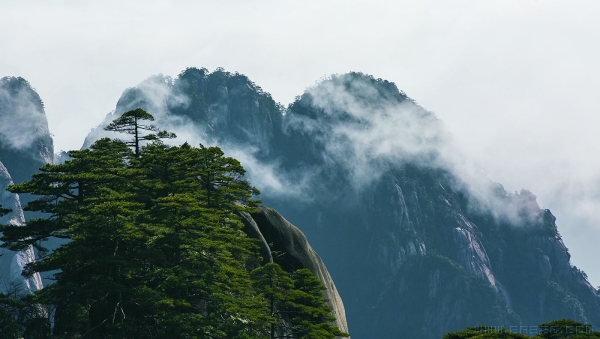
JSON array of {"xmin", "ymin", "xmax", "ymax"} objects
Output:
[
  {"xmin": 4, "ymin": 0, "xmax": 599, "ymax": 286},
  {"xmin": 83, "ymin": 74, "xmax": 310, "ymax": 201},
  {"xmin": 223, "ymin": 145, "xmax": 317, "ymax": 203},
  {"xmin": 285, "ymin": 73, "xmax": 545, "ymax": 226},
  {"xmin": 83, "ymin": 75, "xmax": 190, "ymax": 149},
  {"xmin": 0, "ymin": 77, "xmax": 50, "ymax": 151},
  {"xmin": 156, "ymin": 113, "xmax": 318, "ymax": 203},
  {"xmin": 84, "ymin": 71, "xmax": 574, "ymax": 230},
  {"xmin": 288, "ymin": 74, "xmax": 449, "ymax": 186}
]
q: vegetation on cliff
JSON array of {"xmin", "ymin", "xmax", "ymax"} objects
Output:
[
  {"xmin": 0, "ymin": 109, "xmax": 348, "ymax": 339},
  {"xmin": 443, "ymin": 319, "xmax": 600, "ymax": 338}
]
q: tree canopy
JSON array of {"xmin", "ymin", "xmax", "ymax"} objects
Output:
[
  {"xmin": 443, "ymin": 319, "xmax": 600, "ymax": 339},
  {"xmin": 0, "ymin": 204, "xmax": 9, "ymax": 216},
  {"xmin": 0, "ymin": 109, "xmax": 348, "ymax": 339},
  {"xmin": 104, "ymin": 108, "xmax": 176, "ymax": 157}
]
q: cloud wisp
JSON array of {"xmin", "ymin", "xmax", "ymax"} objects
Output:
[
  {"xmin": 84, "ymin": 73, "xmax": 318, "ymax": 203},
  {"xmin": 71, "ymin": 69, "xmax": 600, "ymax": 285},
  {"xmin": 85, "ymin": 71, "xmax": 570, "ymax": 228},
  {"xmin": 0, "ymin": 77, "xmax": 51, "ymax": 151},
  {"xmin": 285, "ymin": 73, "xmax": 545, "ymax": 225}
]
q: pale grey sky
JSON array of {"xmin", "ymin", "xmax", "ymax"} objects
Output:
[{"xmin": 1, "ymin": 0, "xmax": 599, "ymax": 286}]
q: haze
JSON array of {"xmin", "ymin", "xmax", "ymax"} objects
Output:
[{"xmin": 1, "ymin": 0, "xmax": 599, "ymax": 286}]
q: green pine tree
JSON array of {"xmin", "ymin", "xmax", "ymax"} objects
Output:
[
  {"xmin": 287, "ymin": 269, "xmax": 349, "ymax": 339},
  {"xmin": 442, "ymin": 319, "xmax": 600, "ymax": 339},
  {"xmin": 128, "ymin": 142, "xmax": 268, "ymax": 338},
  {"xmin": 537, "ymin": 319, "xmax": 600, "ymax": 339},
  {"xmin": 2, "ymin": 138, "xmax": 143, "ymax": 338},
  {"xmin": 0, "ymin": 204, "xmax": 10, "ymax": 216},
  {"xmin": 1, "ymin": 108, "xmax": 348, "ymax": 339},
  {"xmin": 251, "ymin": 263, "xmax": 294, "ymax": 338},
  {"xmin": 104, "ymin": 108, "xmax": 175, "ymax": 157},
  {"xmin": 252, "ymin": 263, "xmax": 349, "ymax": 339}
]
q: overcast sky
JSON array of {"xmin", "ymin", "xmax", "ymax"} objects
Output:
[{"xmin": 1, "ymin": 0, "xmax": 599, "ymax": 286}]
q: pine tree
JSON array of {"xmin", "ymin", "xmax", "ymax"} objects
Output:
[
  {"xmin": 287, "ymin": 269, "xmax": 349, "ymax": 339},
  {"xmin": 2, "ymin": 138, "xmax": 141, "ymax": 338},
  {"xmin": 1, "ymin": 109, "xmax": 348, "ymax": 338},
  {"xmin": 0, "ymin": 204, "xmax": 10, "ymax": 216},
  {"xmin": 128, "ymin": 142, "xmax": 269, "ymax": 338},
  {"xmin": 0, "ymin": 287, "xmax": 51, "ymax": 339},
  {"xmin": 251, "ymin": 263, "xmax": 294, "ymax": 338},
  {"xmin": 104, "ymin": 108, "xmax": 175, "ymax": 157},
  {"xmin": 537, "ymin": 319, "xmax": 600, "ymax": 338},
  {"xmin": 442, "ymin": 319, "xmax": 600, "ymax": 338},
  {"xmin": 252, "ymin": 264, "xmax": 349, "ymax": 339},
  {"xmin": 1, "ymin": 114, "xmax": 266, "ymax": 337}
]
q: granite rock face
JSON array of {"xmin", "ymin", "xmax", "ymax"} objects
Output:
[
  {"xmin": 0, "ymin": 161, "xmax": 43, "ymax": 293},
  {"xmin": 0, "ymin": 76, "xmax": 53, "ymax": 294},
  {"xmin": 83, "ymin": 68, "xmax": 600, "ymax": 338},
  {"xmin": 240, "ymin": 206, "xmax": 349, "ymax": 337},
  {"xmin": 0, "ymin": 76, "xmax": 53, "ymax": 184}
]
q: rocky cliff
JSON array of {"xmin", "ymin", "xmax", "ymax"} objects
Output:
[
  {"xmin": 241, "ymin": 206, "xmax": 350, "ymax": 336},
  {"xmin": 0, "ymin": 161, "xmax": 43, "ymax": 293},
  {"xmin": 81, "ymin": 68, "xmax": 600, "ymax": 339},
  {"xmin": 82, "ymin": 68, "xmax": 284, "ymax": 156},
  {"xmin": 0, "ymin": 77, "xmax": 53, "ymax": 184},
  {"xmin": 0, "ymin": 76, "xmax": 53, "ymax": 293},
  {"xmin": 274, "ymin": 73, "xmax": 600, "ymax": 338}
]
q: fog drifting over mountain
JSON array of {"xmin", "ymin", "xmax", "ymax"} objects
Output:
[{"xmin": 1, "ymin": 0, "xmax": 599, "ymax": 286}]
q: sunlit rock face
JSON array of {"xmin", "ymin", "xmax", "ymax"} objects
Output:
[
  {"xmin": 0, "ymin": 161, "xmax": 43, "ymax": 293},
  {"xmin": 84, "ymin": 68, "xmax": 600, "ymax": 339}
]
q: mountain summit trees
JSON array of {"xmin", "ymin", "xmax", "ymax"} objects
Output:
[
  {"xmin": 0, "ymin": 109, "xmax": 348, "ymax": 339},
  {"xmin": 104, "ymin": 108, "xmax": 176, "ymax": 157}
]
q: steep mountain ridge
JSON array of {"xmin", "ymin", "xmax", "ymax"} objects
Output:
[
  {"xmin": 81, "ymin": 68, "xmax": 599, "ymax": 338},
  {"xmin": 0, "ymin": 161, "xmax": 43, "ymax": 293},
  {"xmin": 0, "ymin": 76, "xmax": 53, "ymax": 184},
  {"xmin": 0, "ymin": 76, "xmax": 53, "ymax": 293},
  {"xmin": 83, "ymin": 68, "xmax": 284, "ymax": 156},
  {"xmin": 279, "ymin": 73, "xmax": 600, "ymax": 338}
]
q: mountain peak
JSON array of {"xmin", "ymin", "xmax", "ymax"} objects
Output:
[
  {"xmin": 76, "ymin": 68, "xmax": 600, "ymax": 338},
  {"xmin": 0, "ymin": 76, "xmax": 53, "ymax": 183}
]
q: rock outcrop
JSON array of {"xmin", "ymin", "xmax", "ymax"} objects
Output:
[
  {"xmin": 0, "ymin": 161, "xmax": 43, "ymax": 293},
  {"xmin": 0, "ymin": 76, "xmax": 53, "ymax": 184},
  {"xmin": 240, "ymin": 206, "xmax": 350, "ymax": 336},
  {"xmin": 0, "ymin": 76, "xmax": 52, "ymax": 293}
]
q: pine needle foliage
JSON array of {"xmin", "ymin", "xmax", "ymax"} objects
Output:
[
  {"xmin": 104, "ymin": 108, "xmax": 176, "ymax": 157},
  {"xmin": 0, "ymin": 204, "xmax": 10, "ymax": 216},
  {"xmin": 443, "ymin": 319, "xmax": 600, "ymax": 339},
  {"xmin": 251, "ymin": 264, "xmax": 349, "ymax": 339},
  {"xmin": 0, "ymin": 109, "xmax": 348, "ymax": 339}
]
